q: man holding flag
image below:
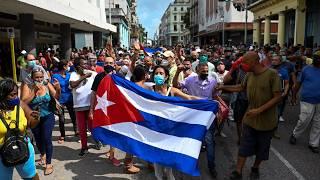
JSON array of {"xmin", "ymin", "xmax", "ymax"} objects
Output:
[{"xmin": 89, "ymin": 56, "xmax": 140, "ymax": 174}]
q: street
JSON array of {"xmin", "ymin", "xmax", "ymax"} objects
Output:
[{"xmin": 13, "ymin": 102, "xmax": 320, "ymax": 180}]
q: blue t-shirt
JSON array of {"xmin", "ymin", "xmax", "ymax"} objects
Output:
[
  {"xmin": 52, "ymin": 73, "xmax": 73, "ymax": 104},
  {"xmin": 277, "ymin": 67, "xmax": 289, "ymax": 91},
  {"xmin": 299, "ymin": 65, "xmax": 320, "ymax": 104}
]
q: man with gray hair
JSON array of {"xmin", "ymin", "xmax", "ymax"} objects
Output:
[{"xmin": 20, "ymin": 53, "xmax": 50, "ymax": 85}]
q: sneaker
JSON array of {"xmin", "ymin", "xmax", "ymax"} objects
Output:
[
  {"xmin": 86, "ymin": 131, "xmax": 91, "ymax": 136},
  {"xmin": 209, "ymin": 168, "xmax": 217, "ymax": 178},
  {"xmin": 94, "ymin": 141, "xmax": 102, "ymax": 150},
  {"xmin": 124, "ymin": 164, "xmax": 140, "ymax": 174},
  {"xmin": 308, "ymin": 145, "xmax": 320, "ymax": 153},
  {"xmin": 230, "ymin": 171, "xmax": 242, "ymax": 180},
  {"xmin": 78, "ymin": 148, "xmax": 89, "ymax": 157},
  {"xmin": 279, "ymin": 116, "xmax": 285, "ymax": 122},
  {"xmin": 201, "ymin": 145, "xmax": 206, "ymax": 152},
  {"xmin": 249, "ymin": 167, "xmax": 260, "ymax": 180},
  {"xmin": 289, "ymin": 134, "xmax": 297, "ymax": 145}
]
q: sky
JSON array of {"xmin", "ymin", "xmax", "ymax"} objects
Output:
[{"xmin": 137, "ymin": 0, "xmax": 172, "ymax": 39}]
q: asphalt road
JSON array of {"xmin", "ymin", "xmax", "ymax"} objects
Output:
[{"xmin": 13, "ymin": 102, "xmax": 320, "ymax": 180}]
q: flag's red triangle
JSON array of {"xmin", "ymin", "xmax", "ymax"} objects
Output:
[{"xmin": 93, "ymin": 75, "xmax": 143, "ymax": 128}]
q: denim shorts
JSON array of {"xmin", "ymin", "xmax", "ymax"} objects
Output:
[
  {"xmin": 0, "ymin": 138, "xmax": 36, "ymax": 179},
  {"xmin": 238, "ymin": 125, "xmax": 273, "ymax": 160}
]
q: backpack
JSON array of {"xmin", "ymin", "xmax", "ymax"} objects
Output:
[{"xmin": 0, "ymin": 106, "xmax": 29, "ymax": 167}]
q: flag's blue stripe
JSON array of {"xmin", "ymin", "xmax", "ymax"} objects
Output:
[
  {"xmin": 112, "ymin": 75, "xmax": 219, "ymax": 113},
  {"xmin": 93, "ymin": 127, "xmax": 200, "ymax": 176},
  {"xmin": 136, "ymin": 110, "xmax": 208, "ymax": 141}
]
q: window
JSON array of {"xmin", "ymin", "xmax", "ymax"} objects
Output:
[
  {"xmin": 115, "ymin": 4, "xmax": 120, "ymax": 8},
  {"xmin": 174, "ymin": 7, "xmax": 177, "ymax": 11},
  {"xmin": 174, "ymin": 25, "xmax": 177, "ymax": 31},
  {"xmin": 181, "ymin": 24, "xmax": 184, "ymax": 30},
  {"xmin": 174, "ymin": 16, "xmax": 177, "ymax": 21},
  {"xmin": 181, "ymin": 16, "xmax": 184, "ymax": 21},
  {"xmin": 181, "ymin": 7, "xmax": 184, "ymax": 11}
]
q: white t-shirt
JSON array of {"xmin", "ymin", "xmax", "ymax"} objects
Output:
[
  {"xmin": 216, "ymin": 70, "xmax": 229, "ymax": 83},
  {"xmin": 69, "ymin": 70, "xmax": 97, "ymax": 109}
]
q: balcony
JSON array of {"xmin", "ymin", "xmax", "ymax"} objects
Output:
[{"xmin": 105, "ymin": 8, "xmax": 126, "ymax": 17}]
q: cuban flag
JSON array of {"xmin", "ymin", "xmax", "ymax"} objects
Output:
[{"xmin": 92, "ymin": 75, "xmax": 218, "ymax": 176}]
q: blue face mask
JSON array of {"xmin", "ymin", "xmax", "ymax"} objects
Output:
[
  {"xmin": 154, "ymin": 74, "xmax": 165, "ymax": 85},
  {"xmin": 27, "ymin": 60, "xmax": 36, "ymax": 68},
  {"xmin": 7, "ymin": 97, "xmax": 20, "ymax": 107}
]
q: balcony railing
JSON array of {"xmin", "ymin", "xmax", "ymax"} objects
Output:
[{"xmin": 105, "ymin": 8, "xmax": 126, "ymax": 17}]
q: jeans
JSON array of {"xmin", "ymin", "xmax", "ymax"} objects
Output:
[
  {"xmin": 76, "ymin": 110, "xmax": 92, "ymax": 149},
  {"xmin": 278, "ymin": 95, "xmax": 287, "ymax": 118},
  {"xmin": 31, "ymin": 113, "xmax": 55, "ymax": 164},
  {"xmin": 0, "ymin": 139, "xmax": 36, "ymax": 180},
  {"xmin": 205, "ymin": 124, "xmax": 215, "ymax": 170},
  {"xmin": 58, "ymin": 101, "xmax": 77, "ymax": 137}
]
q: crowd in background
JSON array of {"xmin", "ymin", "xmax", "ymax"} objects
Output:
[{"xmin": 0, "ymin": 41, "xmax": 319, "ymax": 180}]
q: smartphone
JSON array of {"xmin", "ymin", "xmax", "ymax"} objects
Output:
[{"xmin": 35, "ymin": 105, "xmax": 41, "ymax": 121}]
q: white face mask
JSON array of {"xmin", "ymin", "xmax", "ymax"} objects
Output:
[{"xmin": 161, "ymin": 60, "xmax": 169, "ymax": 67}]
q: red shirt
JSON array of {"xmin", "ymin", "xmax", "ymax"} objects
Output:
[{"xmin": 91, "ymin": 65, "xmax": 104, "ymax": 73}]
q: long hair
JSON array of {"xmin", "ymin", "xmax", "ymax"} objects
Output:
[
  {"xmin": 152, "ymin": 65, "xmax": 170, "ymax": 84},
  {"xmin": 0, "ymin": 79, "xmax": 18, "ymax": 110}
]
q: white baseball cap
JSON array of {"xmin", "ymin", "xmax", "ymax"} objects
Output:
[{"xmin": 21, "ymin": 50, "xmax": 27, "ymax": 55}]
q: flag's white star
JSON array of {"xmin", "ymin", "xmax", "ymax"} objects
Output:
[{"xmin": 95, "ymin": 92, "xmax": 115, "ymax": 116}]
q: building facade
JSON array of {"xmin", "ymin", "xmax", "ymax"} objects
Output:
[
  {"xmin": 0, "ymin": 0, "xmax": 116, "ymax": 53},
  {"xmin": 0, "ymin": 0, "xmax": 116, "ymax": 77},
  {"xmin": 248, "ymin": 0, "xmax": 320, "ymax": 48},
  {"xmin": 198, "ymin": 0, "xmax": 254, "ymax": 46},
  {"xmin": 158, "ymin": 0, "xmax": 191, "ymax": 46},
  {"xmin": 189, "ymin": 0, "xmax": 199, "ymax": 45},
  {"xmin": 129, "ymin": 0, "xmax": 142, "ymax": 44},
  {"xmin": 105, "ymin": 0, "xmax": 131, "ymax": 49}
]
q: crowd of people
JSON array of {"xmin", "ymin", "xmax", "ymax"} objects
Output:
[{"xmin": 0, "ymin": 41, "xmax": 319, "ymax": 180}]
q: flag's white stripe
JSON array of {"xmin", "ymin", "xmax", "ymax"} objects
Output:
[
  {"xmin": 116, "ymin": 85, "xmax": 216, "ymax": 128},
  {"xmin": 102, "ymin": 122, "xmax": 201, "ymax": 159}
]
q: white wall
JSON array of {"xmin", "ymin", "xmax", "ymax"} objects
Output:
[
  {"xmin": 105, "ymin": 0, "xmax": 130, "ymax": 15},
  {"xmin": 18, "ymin": 0, "xmax": 116, "ymax": 32},
  {"xmin": 198, "ymin": 1, "xmax": 253, "ymax": 32},
  {"xmin": 75, "ymin": 33, "xmax": 94, "ymax": 50}
]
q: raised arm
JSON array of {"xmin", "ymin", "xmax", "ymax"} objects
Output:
[
  {"xmin": 70, "ymin": 73, "xmax": 91, "ymax": 88},
  {"xmin": 171, "ymin": 87, "xmax": 200, "ymax": 100},
  {"xmin": 20, "ymin": 83, "xmax": 35, "ymax": 104}
]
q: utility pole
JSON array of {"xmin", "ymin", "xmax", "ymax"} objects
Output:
[
  {"xmin": 219, "ymin": 5, "xmax": 225, "ymax": 48},
  {"xmin": 109, "ymin": 0, "xmax": 113, "ymax": 45},
  {"xmin": 244, "ymin": 0, "xmax": 248, "ymax": 46}
]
